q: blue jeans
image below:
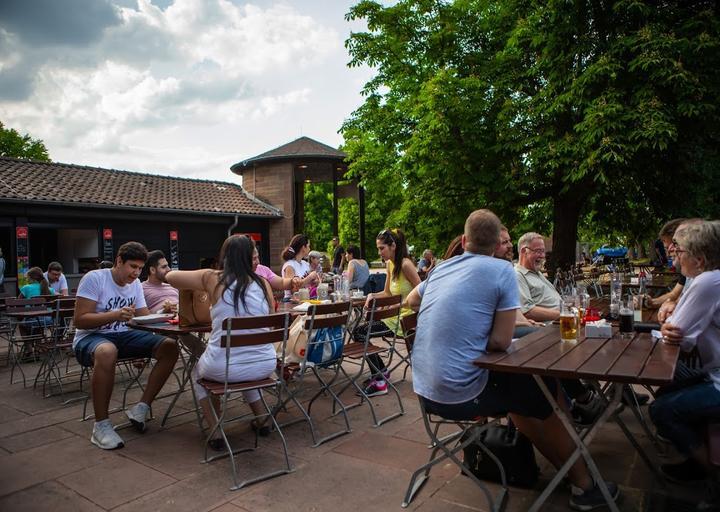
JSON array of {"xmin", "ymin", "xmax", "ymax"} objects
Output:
[
  {"xmin": 74, "ymin": 330, "xmax": 165, "ymax": 367},
  {"xmin": 649, "ymin": 376, "xmax": 720, "ymax": 456}
]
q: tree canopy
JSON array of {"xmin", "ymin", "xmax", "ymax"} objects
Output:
[
  {"xmin": 0, "ymin": 121, "xmax": 50, "ymax": 161},
  {"xmin": 341, "ymin": 0, "xmax": 720, "ymax": 268}
]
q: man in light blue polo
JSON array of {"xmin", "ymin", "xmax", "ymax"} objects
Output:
[{"xmin": 406, "ymin": 209, "xmax": 618, "ymax": 510}]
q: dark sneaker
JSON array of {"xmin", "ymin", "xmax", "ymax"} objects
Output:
[
  {"xmin": 661, "ymin": 458, "xmax": 708, "ymax": 483},
  {"xmin": 571, "ymin": 390, "xmax": 604, "ymax": 427},
  {"xmin": 359, "ymin": 379, "xmax": 388, "ymax": 397},
  {"xmin": 570, "ymin": 481, "xmax": 620, "ymax": 511},
  {"xmin": 361, "ymin": 369, "xmax": 390, "ymax": 389}
]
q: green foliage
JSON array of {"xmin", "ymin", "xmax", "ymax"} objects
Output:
[
  {"xmin": 342, "ymin": 0, "xmax": 720, "ymax": 269},
  {"xmin": 0, "ymin": 121, "xmax": 50, "ymax": 161},
  {"xmin": 302, "ymin": 182, "xmax": 333, "ymax": 254}
]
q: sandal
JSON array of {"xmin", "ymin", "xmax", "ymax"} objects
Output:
[{"xmin": 251, "ymin": 420, "xmax": 271, "ymax": 437}]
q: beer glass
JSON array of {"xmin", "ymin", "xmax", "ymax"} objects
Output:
[{"xmin": 560, "ymin": 298, "xmax": 578, "ymax": 342}]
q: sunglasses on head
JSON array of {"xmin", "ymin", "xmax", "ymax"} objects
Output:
[{"xmin": 378, "ymin": 229, "xmax": 397, "ymax": 242}]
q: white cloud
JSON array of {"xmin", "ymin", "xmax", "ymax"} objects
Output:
[{"xmin": 0, "ymin": 0, "xmax": 372, "ymax": 181}]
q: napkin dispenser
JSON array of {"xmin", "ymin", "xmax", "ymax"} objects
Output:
[{"xmin": 585, "ymin": 320, "xmax": 613, "ymax": 338}]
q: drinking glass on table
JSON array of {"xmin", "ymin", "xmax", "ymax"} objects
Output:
[
  {"xmin": 619, "ymin": 295, "xmax": 634, "ymax": 336},
  {"xmin": 560, "ymin": 296, "xmax": 579, "ymax": 342}
]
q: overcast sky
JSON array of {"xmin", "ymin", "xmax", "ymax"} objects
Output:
[{"xmin": 0, "ymin": 0, "xmax": 374, "ymax": 182}]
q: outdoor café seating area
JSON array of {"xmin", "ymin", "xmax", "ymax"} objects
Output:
[{"xmin": 0, "ymin": 263, "xmax": 712, "ymax": 512}]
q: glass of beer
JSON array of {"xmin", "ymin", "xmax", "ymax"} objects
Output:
[{"xmin": 560, "ymin": 298, "xmax": 578, "ymax": 342}]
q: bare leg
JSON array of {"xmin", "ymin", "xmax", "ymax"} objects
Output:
[
  {"xmin": 140, "ymin": 339, "xmax": 179, "ymax": 405},
  {"xmin": 510, "ymin": 412, "xmax": 594, "ymax": 491},
  {"xmin": 92, "ymin": 343, "xmax": 118, "ymax": 421},
  {"xmin": 199, "ymin": 395, "xmax": 222, "ymax": 437},
  {"xmin": 249, "ymin": 398, "xmax": 268, "ymax": 426}
]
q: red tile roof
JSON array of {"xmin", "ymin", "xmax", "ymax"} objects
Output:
[
  {"xmin": 231, "ymin": 136, "xmax": 346, "ymax": 173},
  {"xmin": 0, "ymin": 157, "xmax": 281, "ymax": 217}
]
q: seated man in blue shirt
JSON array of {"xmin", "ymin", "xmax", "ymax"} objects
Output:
[{"xmin": 405, "ymin": 209, "xmax": 619, "ymax": 511}]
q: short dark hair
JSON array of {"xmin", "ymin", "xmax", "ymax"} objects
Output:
[
  {"xmin": 658, "ymin": 218, "xmax": 687, "ymax": 240},
  {"xmin": 117, "ymin": 241, "xmax": 148, "ymax": 263},
  {"xmin": 346, "ymin": 245, "xmax": 361, "ymax": 259},
  {"xmin": 464, "ymin": 209, "xmax": 502, "ymax": 255},
  {"xmin": 146, "ymin": 250, "xmax": 167, "ymax": 270},
  {"xmin": 47, "ymin": 261, "xmax": 63, "ymax": 272}
]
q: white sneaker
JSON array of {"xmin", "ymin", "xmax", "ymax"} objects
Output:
[
  {"xmin": 91, "ymin": 420, "xmax": 124, "ymax": 450},
  {"xmin": 125, "ymin": 402, "xmax": 150, "ymax": 433}
]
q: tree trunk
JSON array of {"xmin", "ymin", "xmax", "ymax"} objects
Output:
[{"xmin": 548, "ymin": 192, "xmax": 583, "ymax": 276}]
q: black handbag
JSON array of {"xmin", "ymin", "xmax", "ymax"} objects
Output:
[{"xmin": 462, "ymin": 419, "xmax": 539, "ymax": 488}]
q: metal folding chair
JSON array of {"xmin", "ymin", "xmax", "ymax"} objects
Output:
[
  {"xmin": 401, "ymin": 397, "xmax": 508, "ymax": 511},
  {"xmin": 336, "ymin": 295, "xmax": 404, "ymax": 427},
  {"xmin": 387, "ymin": 311, "xmax": 417, "ymax": 382},
  {"xmin": 276, "ymin": 301, "xmax": 353, "ymax": 446},
  {"xmin": 197, "ymin": 312, "xmax": 293, "ymax": 490},
  {"xmin": 5, "ymin": 297, "xmax": 50, "ymax": 386},
  {"xmin": 33, "ymin": 298, "xmax": 81, "ymax": 400}
]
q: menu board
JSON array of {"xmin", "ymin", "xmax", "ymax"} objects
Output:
[
  {"xmin": 102, "ymin": 228, "xmax": 114, "ymax": 262},
  {"xmin": 169, "ymin": 230, "xmax": 179, "ymax": 270}
]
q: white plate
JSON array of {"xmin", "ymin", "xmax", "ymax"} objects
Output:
[{"xmin": 132, "ymin": 313, "xmax": 175, "ymax": 325}]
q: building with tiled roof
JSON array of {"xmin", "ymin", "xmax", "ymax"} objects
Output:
[
  {"xmin": 0, "ymin": 157, "xmax": 281, "ymax": 294},
  {"xmin": 231, "ymin": 136, "xmax": 365, "ymax": 269},
  {"xmin": 0, "ymin": 157, "xmax": 280, "ymax": 217}
]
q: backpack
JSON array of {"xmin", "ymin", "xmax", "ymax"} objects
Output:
[{"xmin": 305, "ymin": 326, "xmax": 345, "ymax": 366}]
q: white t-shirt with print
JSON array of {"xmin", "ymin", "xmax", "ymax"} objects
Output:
[{"xmin": 73, "ymin": 269, "xmax": 147, "ymax": 348}]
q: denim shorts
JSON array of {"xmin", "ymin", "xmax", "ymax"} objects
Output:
[
  {"xmin": 74, "ymin": 330, "xmax": 166, "ymax": 367},
  {"xmin": 421, "ymin": 371, "xmax": 558, "ymax": 421}
]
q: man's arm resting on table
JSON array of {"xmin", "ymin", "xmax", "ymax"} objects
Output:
[
  {"xmin": 74, "ymin": 297, "xmax": 130, "ymax": 329},
  {"xmin": 524, "ymin": 305, "xmax": 560, "ymax": 322},
  {"xmin": 487, "ymin": 309, "xmax": 518, "ymax": 352}
]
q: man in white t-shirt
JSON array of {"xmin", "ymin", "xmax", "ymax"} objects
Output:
[
  {"xmin": 44, "ymin": 261, "xmax": 69, "ymax": 295},
  {"xmin": 73, "ymin": 242, "xmax": 179, "ymax": 450}
]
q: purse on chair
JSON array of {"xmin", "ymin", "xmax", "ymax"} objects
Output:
[
  {"xmin": 462, "ymin": 419, "xmax": 539, "ymax": 488},
  {"xmin": 178, "ymin": 290, "xmax": 211, "ymax": 326}
]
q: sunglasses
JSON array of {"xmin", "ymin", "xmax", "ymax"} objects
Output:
[{"xmin": 377, "ymin": 229, "xmax": 397, "ymax": 243}]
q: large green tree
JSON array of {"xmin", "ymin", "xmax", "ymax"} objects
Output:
[
  {"xmin": 342, "ymin": 0, "xmax": 720, "ymax": 269},
  {"xmin": 0, "ymin": 121, "xmax": 50, "ymax": 161}
]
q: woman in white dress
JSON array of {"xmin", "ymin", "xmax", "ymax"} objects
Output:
[{"xmin": 166, "ymin": 235, "xmax": 276, "ymax": 449}]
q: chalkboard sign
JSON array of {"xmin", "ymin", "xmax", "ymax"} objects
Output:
[
  {"xmin": 169, "ymin": 231, "xmax": 179, "ymax": 270},
  {"xmin": 102, "ymin": 228, "xmax": 114, "ymax": 262},
  {"xmin": 16, "ymin": 226, "xmax": 29, "ymax": 286}
]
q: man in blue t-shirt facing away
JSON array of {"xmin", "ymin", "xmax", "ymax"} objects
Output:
[
  {"xmin": 73, "ymin": 242, "xmax": 179, "ymax": 450},
  {"xmin": 406, "ymin": 209, "xmax": 619, "ymax": 510}
]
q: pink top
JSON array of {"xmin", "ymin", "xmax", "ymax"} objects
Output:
[
  {"xmin": 256, "ymin": 264, "xmax": 279, "ymax": 283},
  {"xmin": 141, "ymin": 280, "xmax": 179, "ymax": 312}
]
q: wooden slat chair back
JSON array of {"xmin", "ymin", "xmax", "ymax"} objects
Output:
[
  {"xmin": 336, "ymin": 294, "xmax": 404, "ymax": 427},
  {"xmin": 275, "ymin": 301, "xmax": 353, "ymax": 447},
  {"xmin": 197, "ymin": 312, "xmax": 293, "ymax": 490},
  {"xmin": 5, "ymin": 297, "xmax": 52, "ymax": 386},
  {"xmin": 401, "ymin": 397, "xmax": 507, "ymax": 511},
  {"xmin": 389, "ymin": 312, "xmax": 418, "ymax": 381}
]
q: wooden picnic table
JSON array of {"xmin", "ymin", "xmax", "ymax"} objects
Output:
[{"xmin": 474, "ymin": 325, "xmax": 679, "ymax": 511}]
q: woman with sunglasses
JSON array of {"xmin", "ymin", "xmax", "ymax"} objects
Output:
[
  {"xmin": 355, "ymin": 228, "xmax": 421, "ymax": 396},
  {"xmin": 649, "ymin": 220, "xmax": 720, "ymax": 487}
]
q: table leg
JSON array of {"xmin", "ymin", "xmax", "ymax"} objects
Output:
[
  {"xmin": 161, "ymin": 341, "xmax": 200, "ymax": 426},
  {"xmin": 528, "ymin": 375, "xmax": 621, "ymax": 512}
]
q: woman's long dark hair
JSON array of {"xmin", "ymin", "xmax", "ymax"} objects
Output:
[
  {"xmin": 377, "ymin": 228, "xmax": 409, "ymax": 281},
  {"xmin": 217, "ymin": 235, "xmax": 270, "ymax": 314},
  {"xmin": 27, "ymin": 267, "xmax": 51, "ymax": 295},
  {"xmin": 443, "ymin": 235, "xmax": 463, "ymax": 260},
  {"xmin": 281, "ymin": 234, "xmax": 309, "ymax": 261}
]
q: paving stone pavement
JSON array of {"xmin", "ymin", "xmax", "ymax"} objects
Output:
[{"xmin": 0, "ymin": 344, "xmax": 706, "ymax": 512}]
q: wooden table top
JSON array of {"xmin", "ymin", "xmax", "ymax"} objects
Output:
[
  {"xmin": 474, "ymin": 325, "xmax": 679, "ymax": 386},
  {"xmin": 130, "ymin": 322, "xmax": 211, "ymax": 336},
  {"xmin": 5, "ymin": 309, "xmax": 52, "ymax": 318}
]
